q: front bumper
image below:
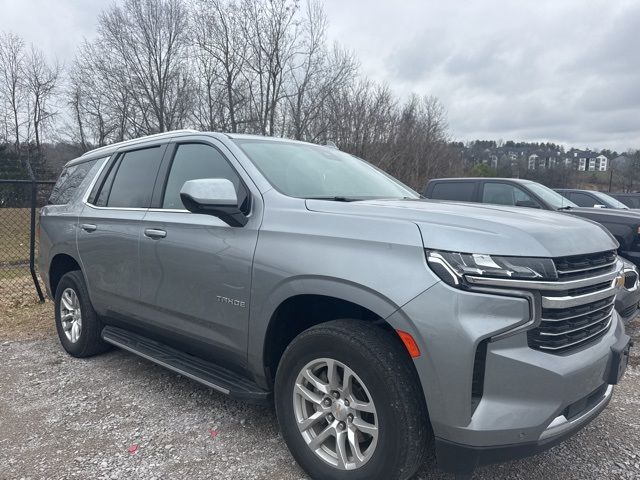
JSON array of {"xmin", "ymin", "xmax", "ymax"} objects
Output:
[
  {"xmin": 616, "ymin": 286, "xmax": 639, "ymax": 325},
  {"xmin": 387, "ymin": 281, "xmax": 630, "ymax": 473},
  {"xmin": 435, "ymin": 384, "xmax": 613, "ymax": 475}
]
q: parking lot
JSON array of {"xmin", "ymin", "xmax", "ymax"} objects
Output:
[{"xmin": 0, "ymin": 304, "xmax": 638, "ymax": 480}]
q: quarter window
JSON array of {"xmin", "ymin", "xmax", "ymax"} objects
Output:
[
  {"xmin": 162, "ymin": 143, "xmax": 247, "ymax": 211},
  {"xmin": 49, "ymin": 158, "xmax": 101, "ymax": 205}
]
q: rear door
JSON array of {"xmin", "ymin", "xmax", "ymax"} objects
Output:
[
  {"xmin": 136, "ymin": 137, "xmax": 261, "ymax": 368},
  {"xmin": 77, "ymin": 144, "xmax": 167, "ymax": 317}
]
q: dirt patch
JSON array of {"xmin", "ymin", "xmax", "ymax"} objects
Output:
[{"xmin": 0, "ymin": 275, "xmax": 54, "ymax": 341}]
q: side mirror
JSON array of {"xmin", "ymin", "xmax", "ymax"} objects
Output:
[
  {"xmin": 593, "ymin": 204, "xmax": 607, "ymax": 208},
  {"xmin": 515, "ymin": 200, "xmax": 541, "ymax": 208},
  {"xmin": 180, "ymin": 178, "xmax": 248, "ymax": 227}
]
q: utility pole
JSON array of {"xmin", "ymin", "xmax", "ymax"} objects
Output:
[{"xmin": 608, "ymin": 159, "xmax": 613, "ymax": 192}]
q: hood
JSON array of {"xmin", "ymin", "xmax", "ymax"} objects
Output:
[
  {"xmin": 566, "ymin": 206, "xmax": 640, "ymax": 222},
  {"xmin": 306, "ymin": 198, "xmax": 618, "ymax": 257}
]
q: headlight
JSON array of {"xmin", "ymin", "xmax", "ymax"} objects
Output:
[{"xmin": 426, "ymin": 250, "xmax": 557, "ymax": 288}]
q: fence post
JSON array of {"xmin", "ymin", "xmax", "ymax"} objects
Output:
[{"xmin": 30, "ymin": 180, "xmax": 45, "ymax": 302}]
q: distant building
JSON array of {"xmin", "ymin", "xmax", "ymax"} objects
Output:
[{"xmin": 566, "ymin": 149, "xmax": 608, "ymax": 172}]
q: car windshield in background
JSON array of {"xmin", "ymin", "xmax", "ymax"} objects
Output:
[
  {"xmin": 234, "ymin": 139, "xmax": 418, "ymax": 200},
  {"xmin": 525, "ymin": 181, "xmax": 578, "ymax": 209},
  {"xmin": 593, "ymin": 191, "xmax": 629, "ymax": 209}
]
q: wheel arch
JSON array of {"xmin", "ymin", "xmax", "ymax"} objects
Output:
[
  {"xmin": 49, "ymin": 253, "xmax": 82, "ymax": 296},
  {"xmin": 249, "ymin": 276, "xmax": 421, "ymax": 390}
]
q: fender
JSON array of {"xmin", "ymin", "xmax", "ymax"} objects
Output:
[{"xmin": 246, "ymin": 275, "xmax": 422, "ymax": 384}]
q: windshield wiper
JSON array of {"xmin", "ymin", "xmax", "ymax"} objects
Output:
[
  {"xmin": 557, "ymin": 206, "xmax": 573, "ymax": 210},
  {"xmin": 305, "ymin": 196, "xmax": 364, "ymax": 202}
]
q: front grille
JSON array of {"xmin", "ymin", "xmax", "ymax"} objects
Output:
[
  {"xmin": 526, "ymin": 251, "xmax": 618, "ymax": 354},
  {"xmin": 529, "ymin": 296, "xmax": 614, "ymax": 352},
  {"xmin": 554, "ymin": 250, "xmax": 617, "ymax": 280}
]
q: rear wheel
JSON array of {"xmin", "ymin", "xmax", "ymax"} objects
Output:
[
  {"xmin": 54, "ymin": 270, "xmax": 110, "ymax": 358},
  {"xmin": 275, "ymin": 319, "xmax": 430, "ymax": 480}
]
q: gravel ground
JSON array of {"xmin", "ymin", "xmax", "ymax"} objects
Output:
[{"xmin": 0, "ymin": 318, "xmax": 638, "ymax": 480}]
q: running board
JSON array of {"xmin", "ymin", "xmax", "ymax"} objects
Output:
[{"xmin": 101, "ymin": 326, "xmax": 271, "ymax": 404}]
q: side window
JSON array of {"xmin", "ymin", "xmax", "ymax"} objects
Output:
[
  {"xmin": 482, "ymin": 183, "xmax": 536, "ymax": 207},
  {"xmin": 49, "ymin": 158, "xmax": 99, "ymax": 205},
  {"xmin": 95, "ymin": 147, "xmax": 163, "ymax": 208},
  {"xmin": 162, "ymin": 143, "xmax": 248, "ymax": 211},
  {"xmin": 569, "ymin": 192, "xmax": 597, "ymax": 207},
  {"xmin": 429, "ymin": 182, "xmax": 476, "ymax": 202}
]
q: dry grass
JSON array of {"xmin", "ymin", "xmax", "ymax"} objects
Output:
[
  {"xmin": 0, "ymin": 207, "xmax": 32, "ymax": 265},
  {"xmin": 0, "ymin": 274, "xmax": 54, "ymax": 341}
]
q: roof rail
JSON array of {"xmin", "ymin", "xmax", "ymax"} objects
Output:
[{"xmin": 81, "ymin": 129, "xmax": 199, "ymax": 157}]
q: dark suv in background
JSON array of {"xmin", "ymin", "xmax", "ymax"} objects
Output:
[
  {"xmin": 555, "ymin": 189, "xmax": 630, "ymax": 210},
  {"xmin": 610, "ymin": 193, "xmax": 640, "ymax": 209}
]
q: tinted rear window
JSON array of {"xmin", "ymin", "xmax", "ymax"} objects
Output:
[
  {"xmin": 612, "ymin": 195, "xmax": 640, "ymax": 208},
  {"xmin": 567, "ymin": 192, "xmax": 598, "ymax": 207},
  {"xmin": 429, "ymin": 182, "xmax": 476, "ymax": 202},
  {"xmin": 49, "ymin": 159, "xmax": 99, "ymax": 205},
  {"xmin": 101, "ymin": 147, "xmax": 163, "ymax": 208}
]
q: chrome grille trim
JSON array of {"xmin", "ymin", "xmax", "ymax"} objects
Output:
[
  {"xmin": 541, "ymin": 285, "xmax": 617, "ymax": 309},
  {"xmin": 540, "ymin": 299, "xmax": 615, "ymax": 322},
  {"xmin": 466, "ymin": 268, "xmax": 619, "ymax": 291},
  {"xmin": 534, "ymin": 317, "xmax": 613, "ymax": 351},
  {"xmin": 539, "ymin": 307, "xmax": 614, "ymax": 336},
  {"xmin": 555, "ymin": 259, "xmax": 617, "ymax": 276}
]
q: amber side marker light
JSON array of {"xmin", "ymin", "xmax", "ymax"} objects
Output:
[{"xmin": 396, "ymin": 330, "xmax": 421, "ymax": 358}]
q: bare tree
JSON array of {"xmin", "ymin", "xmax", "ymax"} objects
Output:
[
  {"xmin": 0, "ymin": 32, "xmax": 26, "ymax": 154},
  {"xmin": 286, "ymin": 1, "xmax": 357, "ymax": 141},
  {"xmin": 192, "ymin": 0, "xmax": 249, "ymax": 132},
  {"xmin": 98, "ymin": 0, "xmax": 192, "ymax": 133},
  {"xmin": 240, "ymin": 0, "xmax": 299, "ymax": 135},
  {"xmin": 22, "ymin": 45, "xmax": 60, "ymax": 176}
]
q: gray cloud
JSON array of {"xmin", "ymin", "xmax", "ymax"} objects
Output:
[{"xmin": 324, "ymin": 0, "xmax": 640, "ymax": 151}]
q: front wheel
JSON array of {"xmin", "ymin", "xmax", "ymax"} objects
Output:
[{"xmin": 275, "ymin": 319, "xmax": 430, "ymax": 480}]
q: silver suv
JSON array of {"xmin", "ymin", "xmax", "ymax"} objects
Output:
[{"xmin": 39, "ymin": 130, "xmax": 632, "ymax": 479}]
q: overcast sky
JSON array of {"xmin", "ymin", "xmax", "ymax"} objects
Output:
[{"xmin": 1, "ymin": 0, "xmax": 639, "ymax": 151}]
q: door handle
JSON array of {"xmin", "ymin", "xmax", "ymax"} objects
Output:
[
  {"xmin": 144, "ymin": 228, "xmax": 167, "ymax": 239},
  {"xmin": 80, "ymin": 223, "xmax": 97, "ymax": 233}
]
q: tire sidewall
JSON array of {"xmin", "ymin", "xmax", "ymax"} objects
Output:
[
  {"xmin": 275, "ymin": 330, "xmax": 409, "ymax": 480},
  {"xmin": 54, "ymin": 271, "xmax": 92, "ymax": 356}
]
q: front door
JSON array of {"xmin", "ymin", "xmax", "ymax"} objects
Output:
[{"xmin": 138, "ymin": 140, "xmax": 259, "ymax": 368}]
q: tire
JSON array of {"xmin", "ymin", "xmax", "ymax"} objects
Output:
[
  {"xmin": 275, "ymin": 319, "xmax": 430, "ymax": 480},
  {"xmin": 54, "ymin": 270, "xmax": 110, "ymax": 358}
]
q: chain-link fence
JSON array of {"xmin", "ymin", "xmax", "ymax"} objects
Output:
[{"xmin": 0, "ymin": 180, "xmax": 56, "ymax": 305}]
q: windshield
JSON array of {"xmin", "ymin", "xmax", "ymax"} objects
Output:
[
  {"xmin": 524, "ymin": 181, "xmax": 578, "ymax": 209},
  {"xmin": 592, "ymin": 191, "xmax": 629, "ymax": 209},
  {"xmin": 234, "ymin": 139, "xmax": 418, "ymax": 200}
]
